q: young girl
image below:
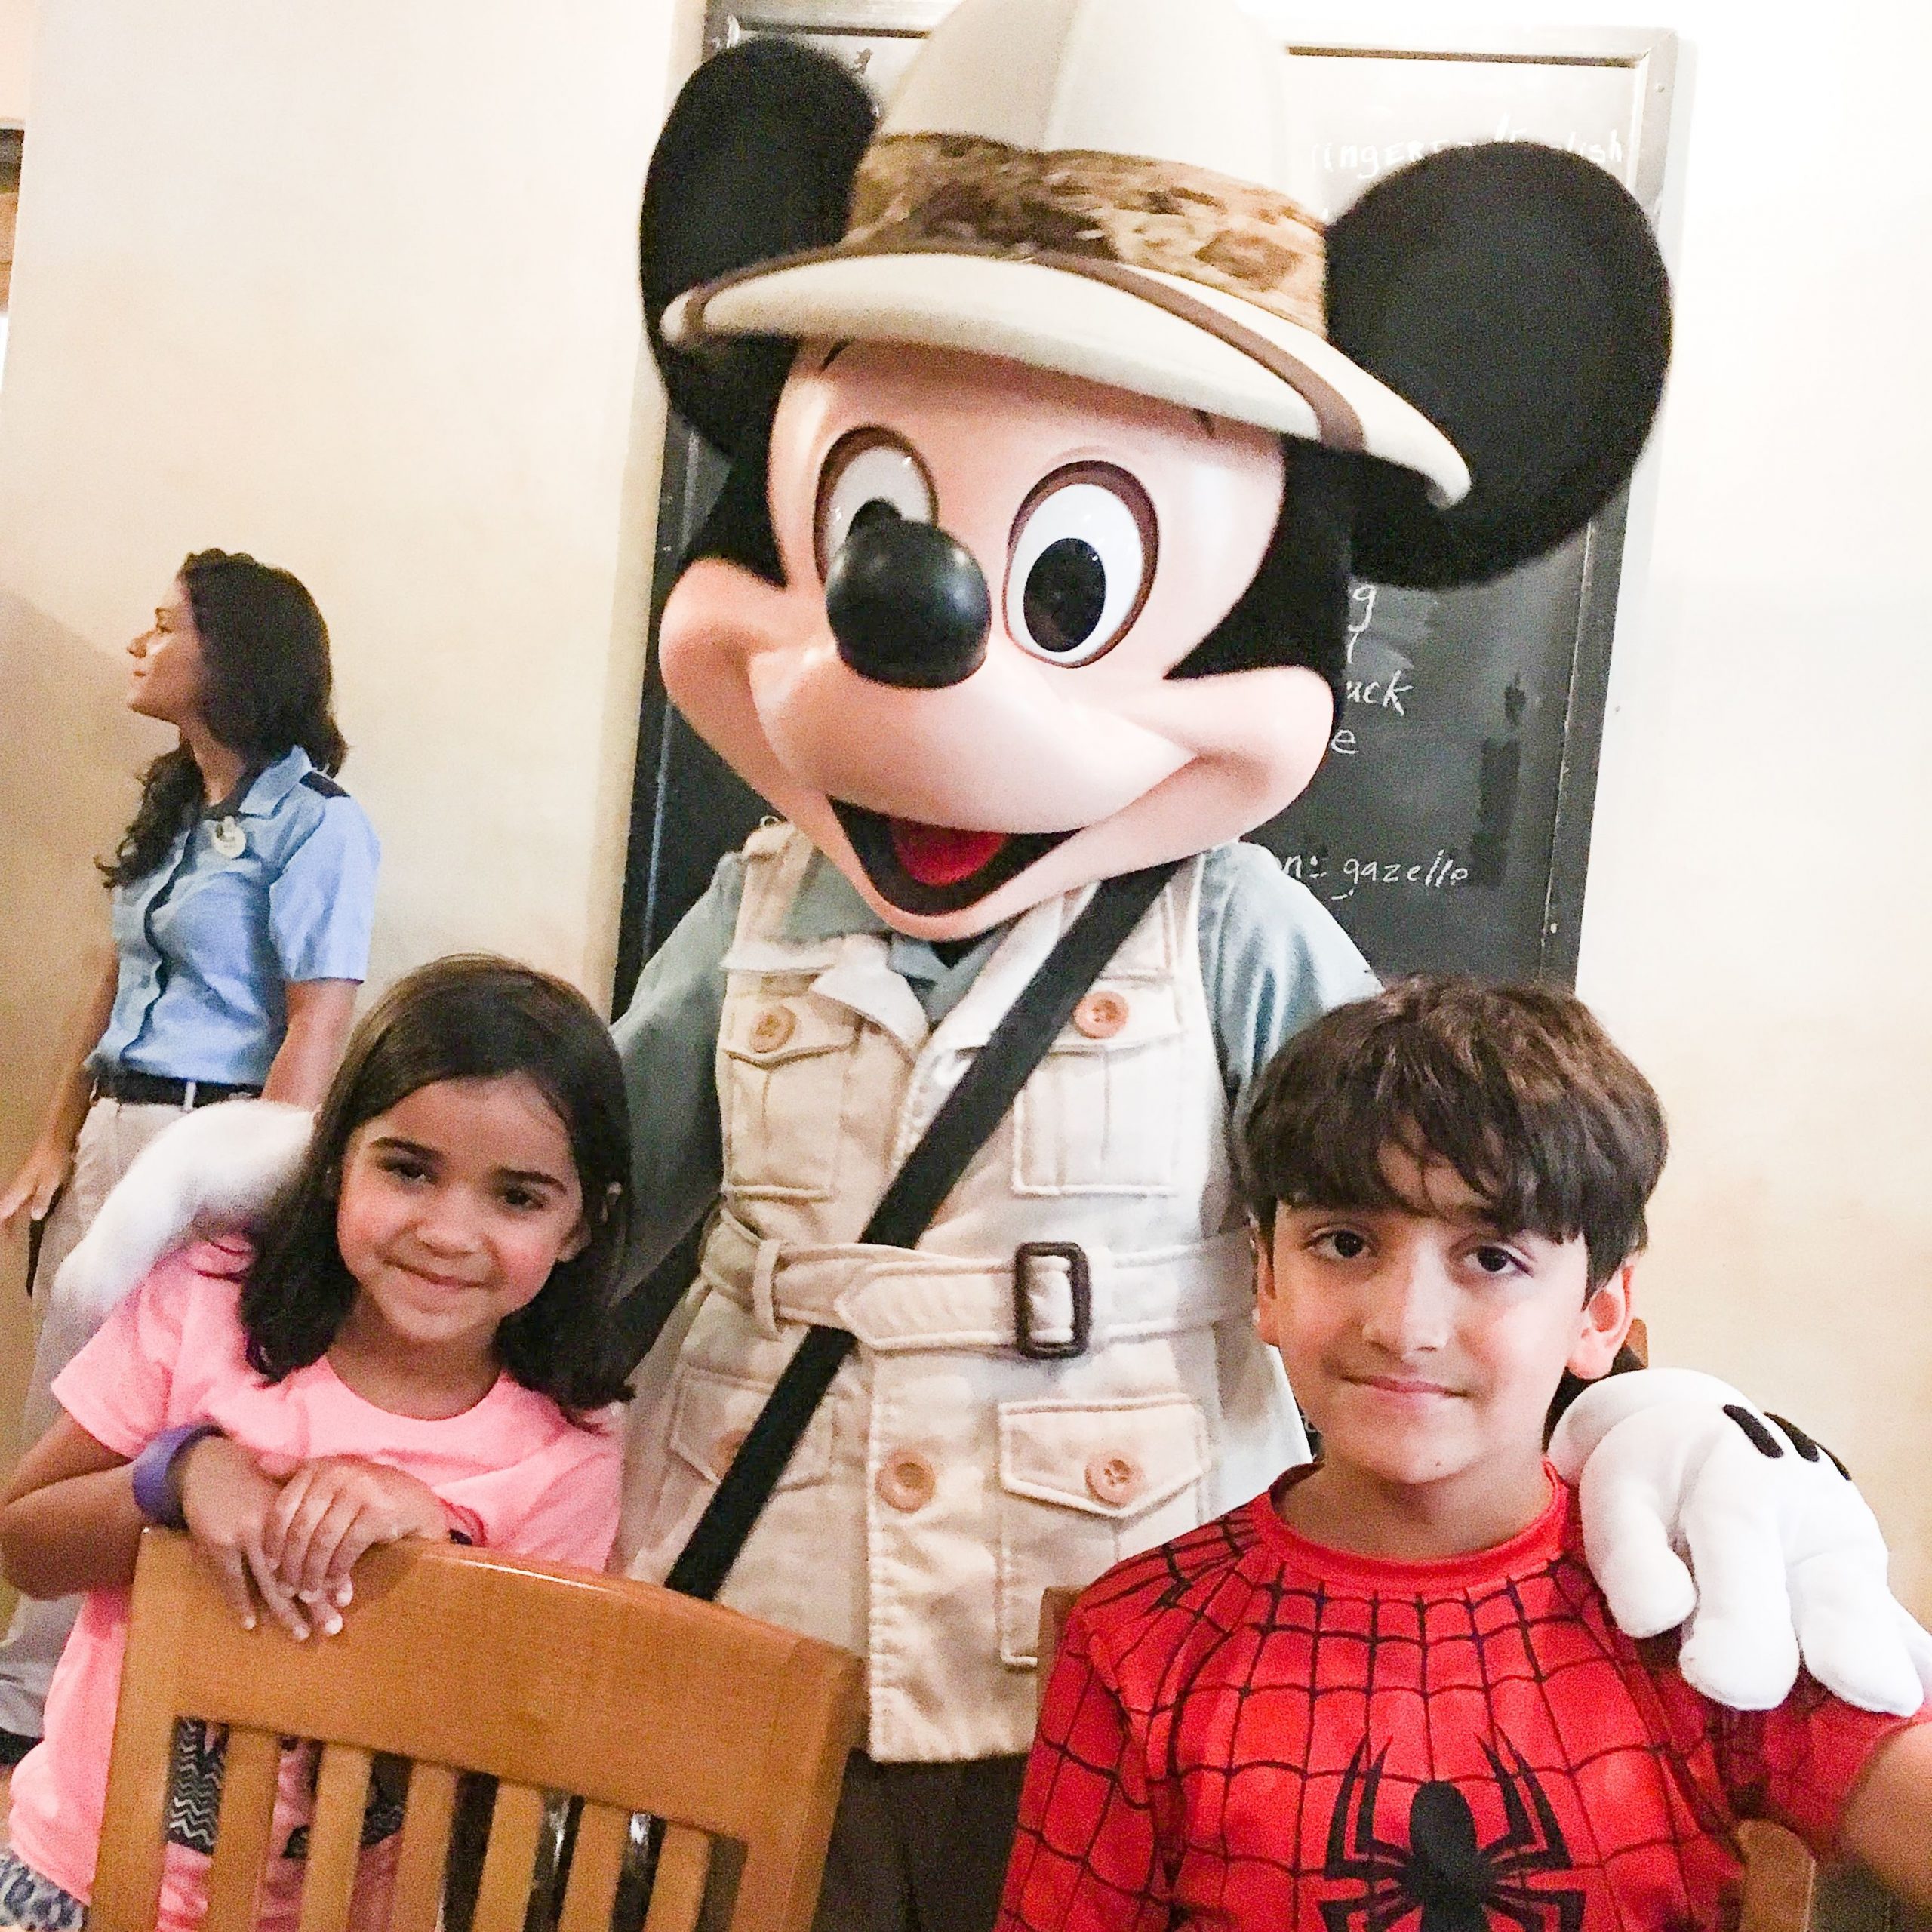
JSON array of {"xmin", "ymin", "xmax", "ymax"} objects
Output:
[{"xmin": 0, "ymin": 955, "xmax": 632, "ymax": 1932}]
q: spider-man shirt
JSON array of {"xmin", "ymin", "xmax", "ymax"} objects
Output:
[{"xmin": 998, "ymin": 1469, "xmax": 1927, "ymax": 1932}]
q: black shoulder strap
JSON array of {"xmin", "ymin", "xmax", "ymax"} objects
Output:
[{"xmin": 664, "ymin": 859, "xmax": 1183, "ymax": 1602}]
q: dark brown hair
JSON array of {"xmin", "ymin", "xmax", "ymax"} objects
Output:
[
  {"xmin": 102, "ymin": 549, "xmax": 348, "ymax": 888},
  {"xmin": 1240, "ymin": 976, "xmax": 1667, "ymax": 1287},
  {"xmin": 241, "ymin": 955, "xmax": 632, "ymax": 1416}
]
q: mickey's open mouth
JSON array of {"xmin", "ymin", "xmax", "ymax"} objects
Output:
[{"xmin": 832, "ymin": 803, "xmax": 1072, "ymax": 915}]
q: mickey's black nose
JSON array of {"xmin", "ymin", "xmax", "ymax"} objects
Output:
[{"xmin": 825, "ymin": 514, "xmax": 991, "ymax": 690}]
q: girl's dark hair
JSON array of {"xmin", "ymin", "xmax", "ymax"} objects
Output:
[
  {"xmin": 1240, "ymin": 976, "xmax": 1667, "ymax": 1290},
  {"xmin": 101, "ymin": 549, "xmax": 348, "ymax": 888},
  {"xmin": 241, "ymin": 956, "xmax": 634, "ymax": 1416}
]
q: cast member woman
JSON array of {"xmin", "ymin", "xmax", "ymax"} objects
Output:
[{"xmin": 0, "ymin": 548, "xmax": 380, "ymax": 1752}]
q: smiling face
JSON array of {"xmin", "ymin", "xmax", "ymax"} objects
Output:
[
  {"xmin": 333, "ymin": 1075, "xmax": 589, "ymax": 1387},
  {"xmin": 1256, "ymin": 1144, "xmax": 1632, "ymax": 1556},
  {"xmin": 657, "ymin": 340, "xmax": 1335, "ymax": 938},
  {"xmin": 125, "ymin": 581, "xmax": 209, "ymax": 730}
]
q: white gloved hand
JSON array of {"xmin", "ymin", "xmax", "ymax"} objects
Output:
[
  {"xmin": 1549, "ymin": 1367, "xmax": 1932, "ymax": 1717},
  {"xmin": 53, "ymin": 1100, "xmax": 315, "ymax": 1330}
]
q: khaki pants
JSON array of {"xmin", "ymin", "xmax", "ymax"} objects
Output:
[
  {"xmin": 0, "ymin": 1097, "xmax": 198, "ymax": 1738},
  {"xmin": 811, "ymin": 1752, "xmax": 1027, "ymax": 1932}
]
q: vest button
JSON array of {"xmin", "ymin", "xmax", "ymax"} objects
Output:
[
  {"xmin": 713, "ymin": 1429, "xmax": 748, "ymax": 1472},
  {"xmin": 749, "ymin": 1005, "xmax": 796, "ymax": 1053},
  {"xmin": 1072, "ymin": 990, "xmax": 1129, "ymax": 1039},
  {"xmin": 876, "ymin": 1450, "xmax": 937, "ymax": 1513},
  {"xmin": 1085, "ymin": 1451, "xmax": 1141, "ymax": 1508}
]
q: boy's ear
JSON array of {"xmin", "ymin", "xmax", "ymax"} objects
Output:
[
  {"xmin": 1251, "ymin": 1220, "xmax": 1282, "ymax": 1346},
  {"xmin": 640, "ymin": 38, "xmax": 877, "ymax": 458},
  {"xmin": 1569, "ymin": 1258, "xmax": 1638, "ymax": 1381},
  {"xmin": 1326, "ymin": 142, "xmax": 1670, "ymax": 589}
]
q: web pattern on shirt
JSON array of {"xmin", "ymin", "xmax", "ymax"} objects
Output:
[{"xmin": 999, "ymin": 1503, "xmax": 1881, "ymax": 1932}]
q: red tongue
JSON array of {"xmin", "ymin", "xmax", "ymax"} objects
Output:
[{"xmin": 888, "ymin": 819, "xmax": 1009, "ymax": 888}]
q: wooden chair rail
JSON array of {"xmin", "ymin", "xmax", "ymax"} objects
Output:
[{"xmin": 91, "ymin": 1531, "xmax": 862, "ymax": 1932}]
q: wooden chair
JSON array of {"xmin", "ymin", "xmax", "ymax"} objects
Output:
[{"xmin": 91, "ymin": 1529, "xmax": 863, "ymax": 1932}]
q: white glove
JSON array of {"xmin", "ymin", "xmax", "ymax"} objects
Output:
[
  {"xmin": 53, "ymin": 1100, "xmax": 315, "ymax": 1330},
  {"xmin": 1550, "ymin": 1367, "xmax": 1932, "ymax": 1717}
]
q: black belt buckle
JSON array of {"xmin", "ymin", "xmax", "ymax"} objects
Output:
[{"xmin": 1013, "ymin": 1241, "xmax": 1091, "ymax": 1360}]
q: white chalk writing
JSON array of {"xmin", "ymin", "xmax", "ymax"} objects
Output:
[
  {"xmin": 1279, "ymin": 848, "xmax": 1470, "ymax": 900},
  {"xmin": 1309, "ymin": 125, "xmax": 1626, "ymax": 192}
]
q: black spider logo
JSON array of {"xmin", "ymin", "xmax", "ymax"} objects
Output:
[{"xmin": 1320, "ymin": 1736, "xmax": 1586, "ymax": 1932}]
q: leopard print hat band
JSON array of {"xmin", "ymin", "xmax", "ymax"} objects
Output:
[{"xmin": 843, "ymin": 133, "xmax": 1329, "ymax": 340}]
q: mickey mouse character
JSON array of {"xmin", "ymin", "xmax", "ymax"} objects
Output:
[
  {"xmin": 612, "ymin": 0, "xmax": 1924, "ymax": 1917},
  {"xmin": 51, "ymin": 0, "xmax": 1929, "ymax": 1926}
]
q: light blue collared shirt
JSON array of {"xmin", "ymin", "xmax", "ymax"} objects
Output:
[
  {"xmin": 91, "ymin": 747, "xmax": 381, "ymax": 1088},
  {"xmin": 611, "ymin": 838, "xmax": 1377, "ymax": 1283}
]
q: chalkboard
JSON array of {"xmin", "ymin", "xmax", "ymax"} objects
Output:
[{"xmin": 613, "ymin": 7, "xmax": 1678, "ymax": 1007}]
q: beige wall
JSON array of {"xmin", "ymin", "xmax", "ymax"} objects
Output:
[
  {"xmin": 1, "ymin": 0, "xmax": 1929, "ymax": 1622},
  {"xmin": 0, "ymin": 0, "xmax": 700, "ymax": 1438},
  {"xmin": 0, "ymin": 0, "xmax": 32, "ymax": 123},
  {"xmin": 1287, "ymin": 0, "xmax": 1932, "ymax": 1615},
  {"xmin": 1561, "ymin": 0, "xmax": 1932, "ymax": 1617}
]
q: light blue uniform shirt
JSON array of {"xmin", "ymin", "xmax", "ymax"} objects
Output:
[
  {"xmin": 91, "ymin": 747, "xmax": 381, "ymax": 1088},
  {"xmin": 612, "ymin": 838, "xmax": 1377, "ymax": 1281}
]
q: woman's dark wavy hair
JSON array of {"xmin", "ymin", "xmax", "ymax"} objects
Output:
[
  {"xmin": 240, "ymin": 956, "xmax": 634, "ymax": 1417},
  {"xmin": 101, "ymin": 549, "xmax": 348, "ymax": 888}
]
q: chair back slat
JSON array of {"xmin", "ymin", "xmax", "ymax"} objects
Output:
[
  {"xmin": 386, "ymin": 1760, "xmax": 460, "ymax": 1932},
  {"xmin": 202, "ymin": 1726, "xmax": 283, "ymax": 1931},
  {"xmin": 1737, "ymin": 1820, "xmax": 1817, "ymax": 1932},
  {"xmin": 722, "ymin": 1639, "xmax": 863, "ymax": 1932},
  {"xmin": 94, "ymin": 1532, "xmax": 861, "ymax": 1932},
  {"xmin": 1038, "ymin": 1586, "xmax": 1080, "ymax": 1691},
  {"xmin": 294, "ymin": 1743, "xmax": 374, "ymax": 1932},
  {"xmin": 90, "ymin": 1563, "xmax": 191, "ymax": 1932},
  {"xmin": 555, "ymin": 1801, "xmax": 635, "ymax": 1932},
  {"xmin": 472, "ymin": 1782, "xmax": 549, "ymax": 1932},
  {"xmin": 641, "ymin": 1821, "xmax": 713, "ymax": 1932}
]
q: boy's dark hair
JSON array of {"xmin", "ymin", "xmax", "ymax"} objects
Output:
[
  {"xmin": 242, "ymin": 955, "xmax": 633, "ymax": 1415},
  {"xmin": 1241, "ymin": 977, "xmax": 1667, "ymax": 1288},
  {"xmin": 103, "ymin": 549, "xmax": 349, "ymax": 888}
]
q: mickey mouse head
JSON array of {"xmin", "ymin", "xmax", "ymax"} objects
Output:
[{"xmin": 639, "ymin": 0, "xmax": 1669, "ymax": 939}]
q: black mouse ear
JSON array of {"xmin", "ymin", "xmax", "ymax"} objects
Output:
[
  {"xmin": 641, "ymin": 39, "xmax": 877, "ymax": 457},
  {"xmin": 1326, "ymin": 143, "xmax": 1670, "ymax": 589}
]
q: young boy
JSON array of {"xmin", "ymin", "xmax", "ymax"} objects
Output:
[{"xmin": 998, "ymin": 978, "xmax": 1931, "ymax": 1930}]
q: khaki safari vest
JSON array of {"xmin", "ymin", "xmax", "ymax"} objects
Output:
[{"xmin": 620, "ymin": 825, "xmax": 1309, "ymax": 1761}]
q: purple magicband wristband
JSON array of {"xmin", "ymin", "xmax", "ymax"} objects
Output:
[{"xmin": 130, "ymin": 1423, "xmax": 225, "ymax": 1528}]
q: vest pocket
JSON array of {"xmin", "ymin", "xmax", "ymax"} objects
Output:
[
  {"xmin": 719, "ymin": 989, "xmax": 860, "ymax": 1200},
  {"xmin": 1010, "ymin": 986, "xmax": 1186, "ymax": 1195},
  {"xmin": 995, "ymin": 1394, "xmax": 1208, "ymax": 1666},
  {"xmin": 669, "ymin": 1362, "xmax": 836, "ymax": 1493}
]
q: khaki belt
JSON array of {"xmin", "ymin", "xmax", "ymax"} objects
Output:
[{"xmin": 697, "ymin": 1210, "xmax": 1252, "ymax": 1353}]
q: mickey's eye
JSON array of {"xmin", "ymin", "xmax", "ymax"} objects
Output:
[
  {"xmin": 1005, "ymin": 466, "xmax": 1155, "ymax": 666},
  {"xmin": 816, "ymin": 431, "xmax": 935, "ymax": 579}
]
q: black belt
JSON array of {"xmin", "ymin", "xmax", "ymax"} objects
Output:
[{"xmin": 94, "ymin": 1069, "xmax": 260, "ymax": 1109}]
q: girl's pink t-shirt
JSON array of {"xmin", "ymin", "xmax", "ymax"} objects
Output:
[{"xmin": 6, "ymin": 1238, "xmax": 623, "ymax": 1930}]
